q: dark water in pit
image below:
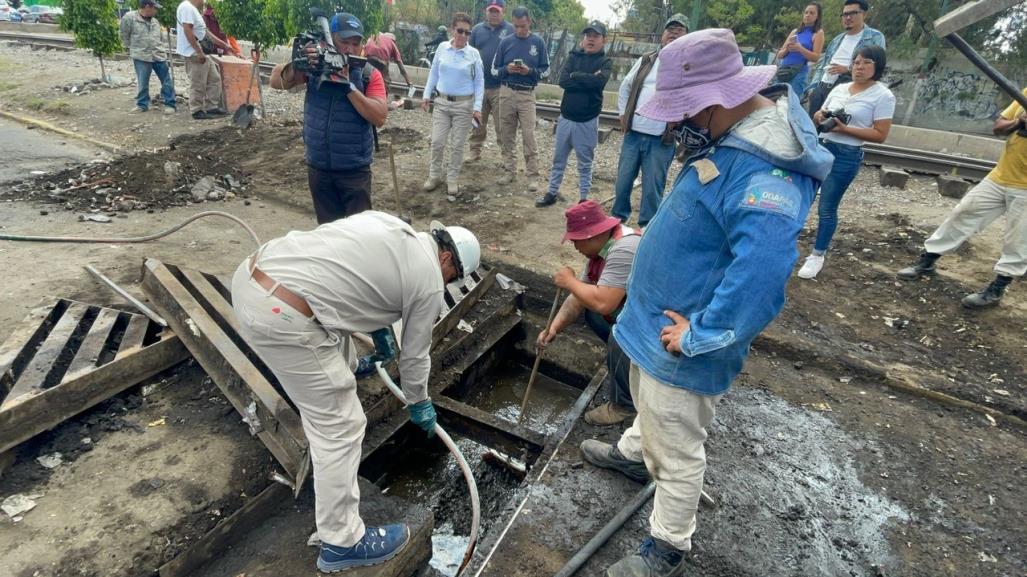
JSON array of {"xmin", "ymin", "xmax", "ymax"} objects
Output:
[{"xmin": 461, "ymin": 360, "xmax": 582, "ymax": 435}]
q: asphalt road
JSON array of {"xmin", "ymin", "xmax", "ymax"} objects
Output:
[{"xmin": 0, "ymin": 117, "xmax": 100, "ymax": 184}]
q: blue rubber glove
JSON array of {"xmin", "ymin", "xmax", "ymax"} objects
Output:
[{"xmin": 407, "ymin": 399, "xmax": 436, "ymax": 438}]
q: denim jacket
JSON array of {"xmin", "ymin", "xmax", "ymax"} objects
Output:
[
  {"xmin": 613, "ymin": 85, "xmax": 834, "ymax": 396},
  {"xmin": 810, "ymin": 26, "xmax": 885, "ymax": 87}
]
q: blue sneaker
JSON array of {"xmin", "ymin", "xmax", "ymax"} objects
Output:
[{"xmin": 317, "ymin": 524, "xmax": 410, "ymax": 573}]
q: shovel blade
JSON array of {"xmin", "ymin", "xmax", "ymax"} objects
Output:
[{"xmin": 232, "ymin": 104, "xmax": 255, "ymax": 128}]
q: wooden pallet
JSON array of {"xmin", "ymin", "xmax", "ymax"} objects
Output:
[{"xmin": 0, "ymin": 297, "xmax": 188, "ymax": 454}]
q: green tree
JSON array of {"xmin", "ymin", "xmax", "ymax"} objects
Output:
[
  {"xmin": 274, "ymin": 0, "xmax": 385, "ymax": 38},
  {"xmin": 214, "ymin": 0, "xmax": 291, "ymax": 115},
  {"xmin": 60, "ymin": 0, "xmax": 122, "ymax": 81}
]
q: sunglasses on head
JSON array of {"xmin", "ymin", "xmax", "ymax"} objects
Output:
[{"xmin": 454, "ymin": 28, "xmax": 470, "ymax": 35}]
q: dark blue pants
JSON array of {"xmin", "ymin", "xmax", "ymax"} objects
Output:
[
  {"xmin": 611, "ymin": 130, "xmax": 676, "ymax": 227},
  {"xmin": 307, "ymin": 165, "xmax": 373, "ymax": 224},
  {"xmin": 814, "ymin": 140, "xmax": 864, "ymax": 252},
  {"xmin": 133, "ymin": 59, "xmax": 176, "ymax": 110},
  {"xmin": 585, "ymin": 310, "xmax": 634, "ymax": 411}
]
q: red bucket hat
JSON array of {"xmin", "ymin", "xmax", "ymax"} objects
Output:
[{"xmin": 563, "ymin": 200, "xmax": 622, "ymax": 242}]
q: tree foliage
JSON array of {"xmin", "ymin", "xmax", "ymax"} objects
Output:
[
  {"xmin": 273, "ymin": 0, "xmax": 385, "ymax": 38},
  {"xmin": 213, "ymin": 0, "xmax": 290, "ymax": 53},
  {"xmin": 60, "ymin": 0, "xmax": 122, "ymax": 58}
]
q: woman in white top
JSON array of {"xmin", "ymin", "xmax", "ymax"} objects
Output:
[
  {"xmin": 421, "ymin": 12, "xmax": 485, "ymax": 197},
  {"xmin": 798, "ymin": 45, "xmax": 895, "ymax": 279}
]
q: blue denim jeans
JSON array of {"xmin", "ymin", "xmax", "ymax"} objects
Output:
[
  {"xmin": 548, "ymin": 116, "xmax": 599, "ymax": 201},
  {"xmin": 788, "ymin": 66, "xmax": 809, "ymax": 100},
  {"xmin": 134, "ymin": 59, "xmax": 176, "ymax": 110},
  {"xmin": 814, "ymin": 140, "xmax": 864, "ymax": 252},
  {"xmin": 612, "ymin": 130, "xmax": 676, "ymax": 226}
]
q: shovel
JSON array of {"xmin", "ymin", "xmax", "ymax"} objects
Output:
[
  {"xmin": 388, "ymin": 142, "xmax": 412, "ymax": 224},
  {"xmin": 232, "ymin": 54, "xmax": 259, "ymax": 129},
  {"xmin": 518, "ymin": 288, "xmax": 562, "ymax": 424}
]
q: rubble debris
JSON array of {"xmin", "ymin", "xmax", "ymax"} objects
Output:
[
  {"xmin": 36, "ymin": 453, "xmax": 63, "ymax": 469},
  {"xmin": 1, "ymin": 493, "xmax": 43, "ymax": 518}
]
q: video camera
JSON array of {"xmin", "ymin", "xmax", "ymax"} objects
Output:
[
  {"xmin": 291, "ymin": 8, "xmax": 366, "ymax": 89},
  {"xmin": 817, "ymin": 109, "xmax": 852, "ymax": 134}
]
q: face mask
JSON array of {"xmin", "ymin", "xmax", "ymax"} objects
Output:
[{"xmin": 675, "ymin": 120, "xmax": 714, "ymax": 157}]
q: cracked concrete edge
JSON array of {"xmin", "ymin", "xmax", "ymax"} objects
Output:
[{"xmin": 0, "ymin": 108, "xmax": 120, "ymax": 153}]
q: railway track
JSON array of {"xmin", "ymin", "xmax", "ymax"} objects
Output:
[{"xmin": 0, "ymin": 30, "xmax": 997, "ymax": 180}]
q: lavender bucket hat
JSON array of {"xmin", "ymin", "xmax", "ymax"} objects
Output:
[{"xmin": 638, "ymin": 28, "xmax": 777, "ymax": 122}]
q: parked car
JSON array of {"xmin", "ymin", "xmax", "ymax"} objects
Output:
[
  {"xmin": 0, "ymin": 1, "xmax": 15, "ymax": 22},
  {"xmin": 23, "ymin": 4, "xmax": 62, "ymax": 24}
]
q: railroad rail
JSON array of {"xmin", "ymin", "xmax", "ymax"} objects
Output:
[{"xmin": 1, "ymin": 30, "xmax": 997, "ymax": 180}]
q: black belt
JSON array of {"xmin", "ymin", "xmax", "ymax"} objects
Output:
[{"xmin": 504, "ymin": 84, "xmax": 535, "ymax": 92}]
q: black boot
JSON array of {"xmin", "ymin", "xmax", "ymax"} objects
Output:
[
  {"xmin": 897, "ymin": 252, "xmax": 941, "ymax": 280},
  {"xmin": 962, "ymin": 275, "xmax": 1012, "ymax": 309}
]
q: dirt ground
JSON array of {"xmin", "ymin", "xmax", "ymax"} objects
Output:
[{"xmin": 1, "ymin": 40, "xmax": 1024, "ymax": 577}]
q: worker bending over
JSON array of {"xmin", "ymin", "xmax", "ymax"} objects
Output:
[
  {"xmin": 231, "ymin": 212, "xmax": 480, "ymax": 573},
  {"xmin": 538, "ymin": 200, "xmax": 639, "ymax": 426}
]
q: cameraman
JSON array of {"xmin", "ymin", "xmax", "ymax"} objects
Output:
[
  {"xmin": 269, "ymin": 13, "xmax": 389, "ymax": 224},
  {"xmin": 798, "ymin": 45, "xmax": 893, "ymax": 279}
]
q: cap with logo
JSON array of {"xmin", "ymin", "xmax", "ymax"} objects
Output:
[
  {"xmin": 139, "ymin": 0, "xmax": 162, "ymax": 8},
  {"xmin": 330, "ymin": 13, "xmax": 365, "ymax": 39},
  {"xmin": 486, "ymin": 0, "xmax": 505, "ymax": 11},
  {"xmin": 665, "ymin": 13, "xmax": 689, "ymax": 30},
  {"xmin": 583, "ymin": 20, "xmax": 607, "ymax": 36}
]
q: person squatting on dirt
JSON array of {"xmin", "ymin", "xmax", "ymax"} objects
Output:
[
  {"xmin": 492, "ymin": 5, "xmax": 549, "ymax": 191},
  {"xmin": 421, "ymin": 12, "xmax": 485, "ymax": 197},
  {"xmin": 896, "ymin": 87, "xmax": 1027, "ymax": 308},
  {"xmin": 535, "ymin": 21, "xmax": 612, "ymax": 208},
  {"xmin": 120, "ymin": 0, "xmax": 176, "ymax": 115},
  {"xmin": 578, "ymin": 29, "xmax": 832, "ymax": 577},
  {"xmin": 467, "ymin": 0, "xmax": 514, "ymax": 163},
  {"xmin": 797, "ymin": 45, "xmax": 894, "ymax": 280},
  {"xmin": 537, "ymin": 200, "xmax": 639, "ymax": 427},
  {"xmin": 611, "ymin": 14, "xmax": 688, "ymax": 227},
  {"xmin": 805, "ymin": 0, "xmax": 885, "ymax": 118},
  {"xmin": 175, "ymin": 0, "xmax": 237, "ymax": 119},
  {"xmin": 269, "ymin": 13, "xmax": 388, "ymax": 225},
  {"xmin": 230, "ymin": 212, "xmax": 480, "ymax": 574}
]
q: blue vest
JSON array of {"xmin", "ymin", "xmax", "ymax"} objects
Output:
[{"xmin": 303, "ymin": 63, "xmax": 374, "ymax": 172}]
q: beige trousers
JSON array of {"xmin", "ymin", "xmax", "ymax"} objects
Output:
[
  {"xmin": 924, "ymin": 177, "xmax": 1027, "ymax": 277},
  {"xmin": 617, "ymin": 363, "xmax": 721, "ymax": 551},
  {"xmin": 429, "ymin": 97, "xmax": 475, "ymax": 184},
  {"xmin": 185, "ymin": 54, "xmax": 222, "ymax": 113},
  {"xmin": 497, "ymin": 85, "xmax": 539, "ymax": 177},
  {"xmin": 468, "ymin": 87, "xmax": 502, "ymax": 156},
  {"xmin": 230, "ymin": 261, "xmax": 366, "ymax": 548}
]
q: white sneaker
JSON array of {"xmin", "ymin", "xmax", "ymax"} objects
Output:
[
  {"xmin": 797, "ymin": 254, "xmax": 825, "ymax": 279},
  {"xmin": 422, "ymin": 176, "xmax": 442, "ymax": 191},
  {"xmin": 162, "ymin": 107, "xmax": 176, "ymax": 115},
  {"xmin": 130, "ymin": 106, "xmax": 147, "ymax": 113}
]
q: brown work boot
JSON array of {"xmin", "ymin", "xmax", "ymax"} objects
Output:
[
  {"xmin": 466, "ymin": 149, "xmax": 481, "ymax": 163},
  {"xmin": 584, "ymin": 402, "xmax": 636, "ymax": 426}
]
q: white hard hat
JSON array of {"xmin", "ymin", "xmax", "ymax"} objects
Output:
[{"xmin": 430, "ymin": 220, "xmax": 480, "ymax": 279}]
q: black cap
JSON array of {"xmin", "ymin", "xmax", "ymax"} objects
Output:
[
  {"xmin": 139, "ymin": 0, "xmax": 162, "ymax": 8},
  {"xmin": 583, "ymin": 20, "xmax": 607, "ymax": 36},
  {"xmin": 330, "ymin": 13, "xmax": 364, "ymax": 39}
]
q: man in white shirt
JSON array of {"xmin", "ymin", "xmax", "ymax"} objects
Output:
[
  {"xmin": 610, "ymin": 14, "xmax": 687, "ymax": 227},
  {"xmin": 806, "ymin": 0, "xmax": 885, "ymax": 116},
  {"xmin": 231, "ymin": 212, "xmax": 480, "ymax": 573},
  {"xmin": 176, "ymin": 0, "xmax": 236, "ymax": 119}
]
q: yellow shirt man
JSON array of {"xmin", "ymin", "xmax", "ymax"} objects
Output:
[{"xmin": 988, "ymin": 88, "xmax": 1027, "ymax": 189}]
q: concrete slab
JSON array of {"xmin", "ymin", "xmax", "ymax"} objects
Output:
[
  {"xmin": 880, "ymin": 166, "xmax": 910, "ymax": 189},
  {"xmin": 938, "ymin": 174, "xmax": 973, "ymax": 198},
  {"xmin": 191, "ymin": 478, "xmax": 433, "ymax": 577},
  {"xmin": 0, "ymin": 117, "xmax": 99, "ymax": 184},
  {"xmin": 887, "ymin": 124, "xmax": 1004, "ymax": 162}
]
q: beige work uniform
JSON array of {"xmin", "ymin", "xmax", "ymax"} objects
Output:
[
  {"xmin": 230, "ymin": 211, "xmax": 443, "ymax": 547},
  {"xmin": 469, "ymin": 87, "xmax": 502, "ymax": 156},
  {"xmin": 617, "ymin": 363, "xmax": 722, "ymax": 552},
  {"xmin": 498, "ymin": 84, "xmax": 540, "ymax": 177}
]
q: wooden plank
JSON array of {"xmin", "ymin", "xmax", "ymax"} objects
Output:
[
  {"xmin": 178, "ymin": 267, "xmax": 242, "ymax": 336},
  {"xmin": 432, "ymin": 268, "xmax": 497, "ymax": 347},
  {"xmin": 5, "ymin": 302, "xmax": 91, "ymax": 400},
  {"xmin": 159, "ymin": 482, "xmax": 291, "ymax": 577},
  {"xmin": 0, "ymin": 335, "xmax": 188, "ymax": 454},
  {"xmin": 62, "ymin": 308, "xmax": 120, "ymax": 382},
  {"xmin": 0, "ymin": 297, "xmax": 61, "ymax": 401},
  {"xmin": 141, "ymin": 258, "xmax": 309, "ymax": 491},
  {"xmin": 115, "ymin": 314, "xmax": 150, "ymax": 359},
  {"xmin": 933, "ymin": 0, "xmax": 1022, "ymax": 36},
  {"xmin": 434, "ymin": 395, "xmax": 546, "ymax": 459}
]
